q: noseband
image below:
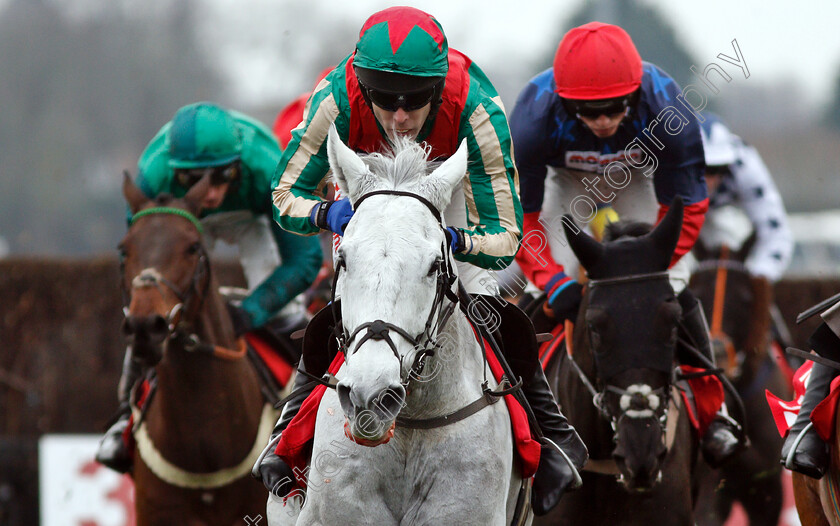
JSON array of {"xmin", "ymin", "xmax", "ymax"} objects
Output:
[
  {"xmin": 331, "ymin": 190, "xmax": 460, "ymax": 386},
  {"xmin": 574, "ymin": 271, "xmax": 674, "ymax": 433}
]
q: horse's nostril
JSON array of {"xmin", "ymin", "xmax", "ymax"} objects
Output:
[
  {"xmin": 151, "ymin": 315, "xmax": 168, "ymax": 334},
  {"xmin": 373, "ymin": 384, "xmax": 406, "ymax": 420}
]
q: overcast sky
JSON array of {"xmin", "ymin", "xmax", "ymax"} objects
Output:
[{"xmin": 16, "ymin": 0, "xmax": 840, "ymax": 109}]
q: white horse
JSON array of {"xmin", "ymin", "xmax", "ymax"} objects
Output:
[{"xmin": 267, "ymin": 126, "xmax": 527, "ymax": 525}]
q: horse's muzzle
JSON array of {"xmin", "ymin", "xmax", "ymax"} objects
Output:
[
  {"xmin": 337, "ymin": 381, "xmax": 406, "ymax": 447},
  {"xmin": 612, "ymin": 416, "xmax": 667, "ymax": 492},
  {"xmin": 122, "ymin": 314, "xmax": 168, "ymax": 364}
]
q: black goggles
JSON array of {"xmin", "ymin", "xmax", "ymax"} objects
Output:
[
  {"xmin": 565, "ymin": 96, "xmax": 632, "ymax": 119},
  {"xmin": 364, "ymin": 86, "xmax": 437, "ymax": 112},
  {"xmin": 705, "ymin": 165, "xmax": 732, "ymax": 176},
  {"xmin": 175, "ymin": 162, "xmax": 239, "ymax": 188}
]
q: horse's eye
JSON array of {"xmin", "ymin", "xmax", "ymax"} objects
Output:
[
  {"xmin": 117, "ymin": 244, "xmax": 127, "ymax": 259},
  {"xmin": 427, "ymin": 259, "xmax": 442, "ymax": 277},
  {"xmin": 187, "ymin": 242, "xmax": 201, "ymax": 255}
]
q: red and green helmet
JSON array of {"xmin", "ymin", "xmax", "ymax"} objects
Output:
[{"xmin": 353, "ymin": 6, "xmax": 449, "ymax": 95}]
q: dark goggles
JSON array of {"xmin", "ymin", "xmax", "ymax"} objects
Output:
[
  {"xmin": 175, "ymin": 162, "xmax": 239, "ymax": 189},
  {"xmin": 364, "ymin": 86, "xmax": 437, "ymax": 112},
  {"xmin": 705, "ymin": 165, "xmax": 732, "ymax": 176},
  {"xmin": 564, "ymin": 95, "xmax": 633, "ymax": 119}
]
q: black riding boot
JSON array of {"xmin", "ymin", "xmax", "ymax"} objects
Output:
[
  {"xmin": 780, "ymin": 322, "xmax": 840, "ymax": 479},
  {"xmin": 95, "ymin": 347, "xmax": 143, "ymax": 474},
  {"xmin": 677, "ymin": 289, "xmax": 744, "ymax": 468},
  {"xmin": 256, "ymin": 360, "xmax": 317, "ymax": 496},
  {"xmin": 256, "ymin": 303, "xmax": 338, "ymax": 496},
  {"xmin": 525, "ymin": 365, "xmax": 589, "ymax": 516},
  {"xmin": 477, "ymin": 297, "xmax": 588, "ymax": 516}
]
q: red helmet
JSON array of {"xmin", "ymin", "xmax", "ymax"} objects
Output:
[{"xmin": 553, "ymin": 22, "xmax": 642, "ymax": 100}]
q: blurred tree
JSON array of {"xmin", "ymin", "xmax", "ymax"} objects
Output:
[{"xmin": 0, "ymin": 0, "xmax": 222, "ymax": 255}]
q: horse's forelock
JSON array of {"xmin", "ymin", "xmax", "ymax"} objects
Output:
[
  {"xmin": 361, "ymin": 136, "xmax": 433, "ymax": 190},
  {"xmin": 603, "ymin": 221, "xmax": 652, "ymax": 242},
  {"xmin": 153, "ymin": 193, "xmax": 175, "ymax": 206}
]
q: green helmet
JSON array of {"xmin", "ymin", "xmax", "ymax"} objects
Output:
[
  {"xmin": 354, "ymin": 6, "xmax": 449, "ymax": 85},
  {"xmin": 167, "ymin": 102, "xmax": 242, "ymax": 169}
]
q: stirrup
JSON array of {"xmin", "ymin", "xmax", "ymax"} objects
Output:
[
  {"xmin": 251, "ymin": 432, "xmax": 283, "ymax": 479},
  {"xmin": 541, "ymin": 437, "xmax": 583, "ymax": 489},
  {"xmin": 785, "ymin": 422, "xmax": 814, "ymax": 471}
]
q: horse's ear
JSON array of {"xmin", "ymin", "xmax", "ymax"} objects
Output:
[
  {"xmin": 648, "ymin": 196, "xmax": 684, "ymax": 266},
  {"xmin": 563, "ymin": 214, "xmax": 605, "ymax": 271},
  {"xmin": 423, "ymin": 138, "xmax": 468, "ymax": 211},
  {"xmin": 327, "ymin": 124, "xmax": 373, "ymax": 203},
  {"xmin": 183, "ymin": 172, "xmax": 212, "ymax": 216},
  {"xmin": 123, "ymin": 170, "xmax": 150, "ymax": 214}
]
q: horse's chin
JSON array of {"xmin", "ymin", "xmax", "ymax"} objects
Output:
[
  {"xmin": 616, "ymin": 463, "xmax": 663, "ymax": 494},
  {"xmin": 343, "ymin": 418, "xmax": 395, "ymax": 447}
]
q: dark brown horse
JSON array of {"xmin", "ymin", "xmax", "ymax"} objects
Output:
[
  {"xmin": 531, "ymin": 201, "xmax": 698, "ymax": 526},
  {"xmin": 120, "ymin": 173, "xmax": 271, "ymax": 525},
  {"xmin": 690, "ymin": 243, "xmax": 790, "ymax": 526}
]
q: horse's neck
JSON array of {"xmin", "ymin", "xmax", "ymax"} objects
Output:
[
  {"xmin": 191, "ymin": 281, "xmax": 236, "ymax": 348},
  {"xmin": 402, "ymin": 310, "xmax": 487, "ymax": 418},
  {"xmin": 154, "ymin": 284, "xmax": 254, "ymax": 410}
]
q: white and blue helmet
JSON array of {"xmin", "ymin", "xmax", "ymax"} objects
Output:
[{"xmin": 699, "ymin": 112, "xmax": 737, "ymax": 168}]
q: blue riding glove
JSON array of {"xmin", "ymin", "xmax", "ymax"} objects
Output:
[
  {"xmin": 444, "ymin": 227, "xmax": 468, "ymax": 254},
  {"xmin": 310, "ymin": 197, "xmax": 354, "ymax": 236},
  {"xmin": 545, "ymin": 274, "xmax": 584, "ymax": 322}
]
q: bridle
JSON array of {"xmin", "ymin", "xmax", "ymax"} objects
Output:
[
  {"xmin": 120, "ymin": 206, "xmax": 244, "ymax": 360},
  {"xmin": 330, "ymin": 190, "xmax": 460, "ymax": 387},
  {"xmin": 567, "ymin": 271, "xmax": 675, "ymax": 437}
]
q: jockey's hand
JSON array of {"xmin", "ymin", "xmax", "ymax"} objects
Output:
[
  {"xmin": 225, "ymin": 301, "xmax": 254, "ymax": 338},
  {"xmin": 544, "ymin": 274, "xmax": 583, "ymax": 322},
  {"xmin": 444, "ymin": 227, "xmax": 467, "ymax": 254},
  {"xmin": 258, "ymin": 452, "xmax": 296, "ymax": 498},
  {"xmin": 310, "ymin": 197, "xmax": 354, "ymax": 236}
]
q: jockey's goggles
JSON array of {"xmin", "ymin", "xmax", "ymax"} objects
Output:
[
  {"xmin": 364, "ymin": 86, "xmax": 438, "ymax": 112},
  {"xmin": 175, "ymin": 162, "xmax": 239, "ymax": 188},
  {"xmin": 705, "ymin": 164, "xmax": 732, "ymax": 176},
  {"xmin": 563, "ymin": 93, "xmax": 634, "ymax": 118}
]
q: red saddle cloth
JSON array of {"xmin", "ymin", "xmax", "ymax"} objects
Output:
[
  {"xmin": 274, "ymin": 330, "xmax": 542, "ymax": 491},
  {"xmin": 767, "ymin": 361, "xmax": 840, "ymax": 441},
  {"xmin": 245, "ymin": 332, "xmax": 295, "ymax": 388}
]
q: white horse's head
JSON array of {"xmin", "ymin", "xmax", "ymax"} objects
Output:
[{"xmin": 327, "ymin": 125, "xmax": 467, "ymax": 446}]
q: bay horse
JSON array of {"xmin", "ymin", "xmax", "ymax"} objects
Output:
[
  {"xmin": 121, "ymin": 173, "xmax": 274, "ymax": 525},
  {"xmin": 532, "ymin": 201, "xmax": 699, "ymax": 526},
  {"xmin": 690, "ymin": 242, "xmax": 790, "ymax": 526},
  {"xmin": 267, "ymin": 127, "xmax": 527, "ymax": 525}
]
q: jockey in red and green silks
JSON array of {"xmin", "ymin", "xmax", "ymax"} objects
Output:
[
  {"xmin": 95, "ymin": 102, "xmax": 323, "ymax": 474},
  {"xmin": 271, "ymin": 8, "xmax": 522, "ymax": 272},
  {"xmin": 261, "ymin": 6, "xmax": 588, "ymax": 517}
]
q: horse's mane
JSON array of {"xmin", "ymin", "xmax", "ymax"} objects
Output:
[
  {"xmin": 361, "ymin": 135, "xmax": 441, "ymax": 189},
  {"xmin": 603, "ymin": 220, "xmax": 652, "ymax": 242}
]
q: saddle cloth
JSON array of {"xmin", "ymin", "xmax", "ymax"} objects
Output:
[
  {"xmin": 767, "ymin": 361, "xmax": 840, "ymax": 441},
  {"xmin": 275, "ymin": 328, "xmax": 542, "ymax": 492}
]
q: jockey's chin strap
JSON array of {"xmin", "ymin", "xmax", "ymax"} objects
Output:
[{"xmin": 330, "ymin": 190, "xmax": 460, "ymax": 386}]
